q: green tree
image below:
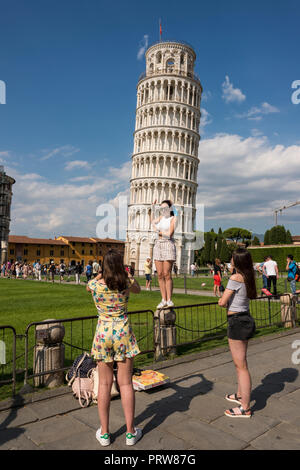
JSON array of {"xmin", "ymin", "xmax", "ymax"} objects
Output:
[
  {"xmin": 220, "ymin": 239, "xmax": 231, "ymax": 263},
  {"xmin": 223, "ymin": 227, "xmax": 252, "ymax": 244},
  {"xmin": 268, "ymin": 225, "xmax": 288, "ymax": 245},
  {"xmin": 210, "ymin": 239, "xmax": 216, "ymax": 263},
  {"xmin": 202, "ymin": 232, "xmax": 212, "ymax": 264},
  {"xmin": 264, "ymin": 230, "xmax": 270, "ymax": 245},
  {"xmin": 286, "ymin": 230, "xmax": 293, "ymax": 244},
  {"xmin": 216, "ymin": 234, "xmax": 223, "ymax": 258},
  {"xmin": 252, "ymin": 236, "xmax": 260, "ymax": 246}
]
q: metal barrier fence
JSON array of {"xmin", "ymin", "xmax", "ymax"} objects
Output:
[
  {"xmin": 0, "ymin": 326, "xmax": 16, "ymax": 396},
  {"xmin": 162, "ymin": 294, "xmax": 299, "ymax": 353},
  {"xmin": 0, "ymin": 295, "xmax": 299, "ymax": 397}
]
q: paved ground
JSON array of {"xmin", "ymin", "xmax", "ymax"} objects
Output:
[{"xmin": 0, "ymin": 329, "xmax": 300, "ymax": 450}]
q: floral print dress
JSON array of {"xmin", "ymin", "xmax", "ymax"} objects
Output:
[{"xmin": 88, "ymin": 278, "xmax": 140, "ymax": 362}]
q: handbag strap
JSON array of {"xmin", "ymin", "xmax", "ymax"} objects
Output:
[
  {"xmin": 67, "ymin": 352, "xmax": 89, "ymax": 387},
  {"xmin": 77, "ymin": 375, "xmax": 91, "ymax": 408}
]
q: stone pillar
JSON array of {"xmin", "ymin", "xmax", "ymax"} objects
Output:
[
  {"xmin": 280, "ymin": 294, "xmax": 296, "ymax": 328},
  {"xmin": 135, "ymin": 241, "xmax": 141, "ymax": 275},
  {"xmin": 149, "ymin": 242, "xmax": 154, "ymax": 262},
  {"xmin": 33, "ymin": 320, "xmax": 65, "ymax": 388},
  {"xmin": 1, "ymin": 240, "xmax": 8, "ymax": 264},
  {"xmin": 154, "ymin": 308, "xmax": 176, "ymax": 360}
]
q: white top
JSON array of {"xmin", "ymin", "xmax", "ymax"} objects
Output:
[
  {"xmin": 226, "ymin": 279, "xmax": 250, "ymax": 313},
  {"xmin": 155, "ymin": 216, "xmax": 174, "ymax": 239},
  {"xmin": 264, "ymin": 260, "xmax": 277, "ymax": 276}
]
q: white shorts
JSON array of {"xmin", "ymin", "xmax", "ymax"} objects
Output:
[{"xmin": 153, "ymin": 239, "xmax": 176, "ymax": 261}]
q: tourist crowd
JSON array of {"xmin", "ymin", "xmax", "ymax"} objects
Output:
[{"xmin": 0, "ymin": 259, "xmax": 103, "ymax": 284}]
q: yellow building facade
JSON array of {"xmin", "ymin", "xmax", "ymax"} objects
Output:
[{"xmin": 8, "ymin": 235, "xmax": 125, "ymax": 266}]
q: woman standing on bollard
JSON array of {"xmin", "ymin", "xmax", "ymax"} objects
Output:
[
  {"xmin": 150, "ymin": 200, "xmax": 177, "ymax": 309},
  {"xmin": 218, "ymin": 248, "xmax": 257, "ymax": 418}
]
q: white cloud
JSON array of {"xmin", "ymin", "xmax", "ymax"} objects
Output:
[
  {"xmin": 64, "ymin": 160, "xmax": 91, "ymax": 171},
  {"xmin": 69, "ymin": 176, "xmax": 95, "ymax": 182},
  {"xmin": 137, "ymin": 35, "xmax": 149, "ymax": 61},
  {"xmin": 7, "ymin": 135, "xmax": 300, "ymax": 238},
  {"xmin": 41, "ymin": 145, "xmax": 80, "ymax": 161},
  {"xmin": 200, "ymin": 108, "xmax": 212, "ymax": 129},
  {"xmin": 237, "ymin": 102, "xmax": 280, "ymax": 120},
  {"xmin": 8, "ymin": 160, "xmax": 132, "ymax": 238},
  {"xmin": 196, "ymin": 133, "xmax": 300, "ymax": 228},
  {"xmin": 222, "ymin": 75, "xmax": 246, "ymax": 104},
  {"xmin": 0, "ymin": 151, "xmax": 10, "ymax": 158},
  {"xmin": 201, "ymin": 91, "xmax": 212, "ymax": 102},
  {"xmin": 251, "ymin": 128, "xmax": 264, "ymax": 137}
]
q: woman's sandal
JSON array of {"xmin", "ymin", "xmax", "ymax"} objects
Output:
[
  {"xmin": 225, "ymin": 393, "xmax": 242, "ymax": 405},
  {"xmin": 225, "ymin": 405, "xmax": 252, "ymax": 418}
]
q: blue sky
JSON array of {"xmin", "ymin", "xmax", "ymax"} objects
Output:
[{"xmin": 1, "ymin": 0, "xmax": 300, "ymax": 239}]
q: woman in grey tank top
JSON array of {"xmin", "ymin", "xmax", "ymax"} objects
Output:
[{"xmin": 218, "ymin": 248, "xmax": 257, "ymax": 418}]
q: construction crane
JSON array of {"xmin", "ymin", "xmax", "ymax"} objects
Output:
[{"xmin": 274, "ymin": 201, "xmax": 300, "ymax": 225}]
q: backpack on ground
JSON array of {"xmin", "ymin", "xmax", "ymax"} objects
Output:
[
  {"xmin": 66, "ymin": 352, "xmax": 97, "ymax": 408},
  {"xmin": 66, "ymin": 352, "xmax": 119, "ymax": 408}
]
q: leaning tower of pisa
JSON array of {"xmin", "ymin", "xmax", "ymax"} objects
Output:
[{"xmin": 125, "ymin": 40, "xmax": 202, "ymax": 274}]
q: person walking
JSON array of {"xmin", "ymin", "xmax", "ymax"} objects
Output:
[
  {"xmin": 1, "ymin": 263, "xmax": 5, "ymax": 277},
  {"xmin": 173, "ymin": 263, "xmax": 178, "ymax": 277},
  {"xmin": 49, "ymin": 261, "xmax": 56, "ymax": 283},
  {"xmin": 92, "ymin": 259, "xmax": 100, "ymax": 278},
  {"xmin": 75, "ymin": 261, "xmax": 83, "ymax": 284},
  {"xmin": 286, "ymin": 254, "xmax": 297, "ymax": 296},
  {"xmin": 144, "ymin": 257, "xmax": 152, "ymax": 291},
  {"xmin": 213, "ymin": 258, "xmax": 222, "ymax": 297},
  {"xmin": 150, "ymin": 199, "xmax": 177, "ymax": 309},
  {"xmin": 42, "ymin": 264, "xmax": 48, "ymax": 281},
  {"xmin": 85, "ymin": 261, "xmax": 93, "ymax": 282},
  {"xmin": 190, "ymin": 263, "xmax": 196, "ymax": 277},
  {"xmin": 15, "ymin": 263, "xmax": 20, "ymax": 279},
  {"xmin": 22, "ymin": 263, "xmax": 29, "ymax": 280},
  {"xmin": 35, "ymin": 261, "xmax": 42, "ymax": 281},
  {"xmin": 218, "ymin": 248, "xmax": 257, "ymax": 418},
  {"xmin": 59, "ymin": 262, "xmax": 66, "ymax": 282},
  {"xmin": 257, "ymin": 256, "xmax": 268, "ymax": 290},
  {"xmin": 263, "ymin": 255, "xmax": 278, "ymax": 296},
  {"xmin": 87, "ymin": 249, "xmax": 142, "ymax": 446}
]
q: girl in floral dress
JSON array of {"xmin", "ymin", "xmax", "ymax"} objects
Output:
[{"xmin": 87, "ymin": 249, "xmax": 142, "ymax": 447}]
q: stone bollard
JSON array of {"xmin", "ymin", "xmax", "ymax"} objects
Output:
[
  {"xmin": 154, "ymin": 308, "xmax": 176, "ymax": 360},
  {"xmin": 280, "ymin": 294, "xmax": 296, "ymax": 328},
  {"xmin": 33, "ymin": 319, "xmax": 65, "ymax": 388}
]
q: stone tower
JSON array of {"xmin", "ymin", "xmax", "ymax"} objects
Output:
[
  {"xmin": 125, "ymin": 40, "xmax": 202, "ymax": 274},
  {"xmin": 0, "ymin": 166, "xmax": 15, "ymax": 264}
]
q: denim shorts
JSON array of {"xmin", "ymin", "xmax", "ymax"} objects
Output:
[{"xmin": 227, "ymin": 312, "xmax": 256, "ymax": 341}]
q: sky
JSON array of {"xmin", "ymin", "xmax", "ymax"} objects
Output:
[{"xmin": 1, "ymin": 0, "xmax": 300, "ymax": 240}]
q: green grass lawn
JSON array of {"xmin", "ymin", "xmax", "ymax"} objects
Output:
[
  {"xmin": 0, "ymin": 277, "xmax": 294, "ymax": 401},
  {"xmin": 14, "ymin": 272, "xmax": 291, "ymax": 294}
]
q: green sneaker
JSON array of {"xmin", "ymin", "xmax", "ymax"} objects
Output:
[
  {"xmin": 96, "ymin": 428, "xmax": 111, "ymax": 446},
  {"xmin": 126, "ymin": 428, "xmax": 142, "ymax": 446}
]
